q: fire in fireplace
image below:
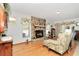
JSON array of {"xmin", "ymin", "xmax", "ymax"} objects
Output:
[{"xmin": 35, "ymin": 30, "xmax": 43, "ymax": 38}]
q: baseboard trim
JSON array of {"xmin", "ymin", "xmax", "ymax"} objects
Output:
[{"xmin": 13, "ymin": 41, "xmax": 32, "ymax": 46}]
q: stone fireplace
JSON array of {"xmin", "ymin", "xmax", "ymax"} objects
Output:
[
  {"xmin": 35, "ymin": 30, "xmax": 43, "ymax": 38},
  {"xmin": 31, "ymin": 16, "xmax": 46, "ymax": 39}
]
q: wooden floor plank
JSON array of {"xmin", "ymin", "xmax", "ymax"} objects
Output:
[{"xmin": 13, "ymin": 40, "xmax": 77, "ymax": 56}]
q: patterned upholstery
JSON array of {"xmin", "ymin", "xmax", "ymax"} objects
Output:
[{"xmin": 44, "ymin": 30, "xmax": 72, "ymax": 54}]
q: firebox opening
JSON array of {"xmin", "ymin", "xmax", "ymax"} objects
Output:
[{"xmin": 35, "ymin": 30, "xmax": 43, "ymax": 38}]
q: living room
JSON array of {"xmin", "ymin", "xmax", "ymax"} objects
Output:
[{"xmin": 0, "ymin": 3, "xmax": 79, "ymax": 56}]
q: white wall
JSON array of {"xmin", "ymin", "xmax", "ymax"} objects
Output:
[{"xmin": 7, "ymin": 11, "xmax": 31, "ymax": 44}]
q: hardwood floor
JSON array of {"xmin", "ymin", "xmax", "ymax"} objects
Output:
[{"xmin": 13, "ymin": 40, "xmax": 77, "ymax": 56}]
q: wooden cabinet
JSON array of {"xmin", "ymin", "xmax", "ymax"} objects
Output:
[
  {"xmin": 0, "ymin": 41, "xmax": 12, "ymax": 56},
  {"xmin": 0, "ymin": 44, "xmax": 4, "ymax": 56}
]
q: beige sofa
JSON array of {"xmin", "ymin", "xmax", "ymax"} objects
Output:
[{"xmin": 44, "ymin": 30, "xmax": 72, "ymax": 54}]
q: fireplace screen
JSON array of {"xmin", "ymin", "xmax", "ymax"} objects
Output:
[{"xmin": 35, "ymin": 30, "xmax": 43, "ymax": 38}]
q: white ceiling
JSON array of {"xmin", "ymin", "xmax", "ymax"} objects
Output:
[{"xmin": 9, "ymin": 3, "xmax": 79, "ymax": 23}]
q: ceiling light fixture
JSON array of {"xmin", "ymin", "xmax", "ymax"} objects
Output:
[{"xmin": 56, "ymin": 11, "xmax": 61, "ymax": 14}]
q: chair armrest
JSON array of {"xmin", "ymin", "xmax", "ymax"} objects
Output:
[{"xmin": 48, "ymin": 40, "xmax": 60, "ymax": 45}]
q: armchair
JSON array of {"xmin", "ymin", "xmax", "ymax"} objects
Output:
[{"xmin": 44, "ymin": 29, "xmax": 72, "ymax": 54}]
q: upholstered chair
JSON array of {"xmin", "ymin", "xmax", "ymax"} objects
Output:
[{"xmin": 44, "ymin": 29, "xmax": 72, "ymax": 54}]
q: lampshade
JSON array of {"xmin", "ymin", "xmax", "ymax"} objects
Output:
[
  {"xmin": 64, "ymin": 29, "xmax": 71, "ymax": 35},
  {"xmin": 0, "ymin": 21, "xmax": 4, "ymax": 33},
  {"xmin": 0, "ymin": 5, "xmax": 5, "ymax": 33},
  {"xmin": 0, "ymin": 26, "xmax": 4, "ymax": 33}
]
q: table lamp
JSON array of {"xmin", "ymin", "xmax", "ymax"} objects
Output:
[{"xmin": 0, "ymin": 5, "xmax": 5, "ymax": 40}]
